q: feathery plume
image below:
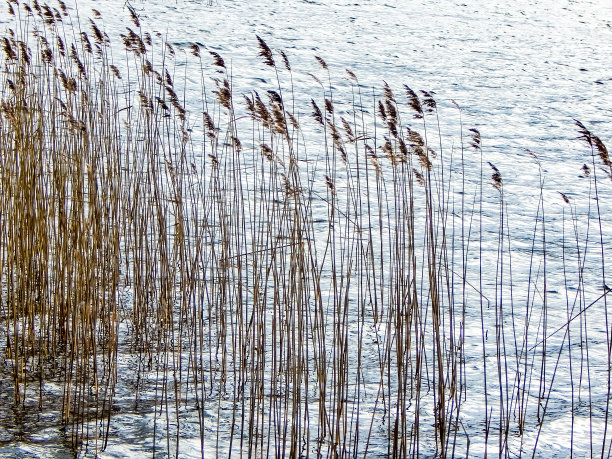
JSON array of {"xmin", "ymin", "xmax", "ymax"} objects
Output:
[
  {"xmin": 261, "ymin": 144, "xmax": 274, "ymax": 161},
  {"xmin": 308, "ymin": 72, "xmax": 323, "ymax": 86},
  {"xmin": 267, "ymin": 90, "xmax": 283, "ymax": 107},
  {"xmin": 166, "ymin": 42, "xmax": 175, "ymax": 57},
  {"xmin": 404, "ymin": 84, "xmax": 423, "ymax": 118},
  {"xmin": 417, "ymin": 150, "xmax": 432, "ymax": 170},
  {"xmin": 57, "ymin": 36, "xmax": 66, "ymax": 56},
  {"xmin": 138, "ymin": 91, "xmax": 153, "ymax": 112},
  {"xmin": 576, "ymin": 120, "xmax": 610, "ymax": 168},
  {"xmin": 214, "ymin": 80, "xmax": 232, "ymax": 110},
  {"xmin": 407, "ymin": 128, "xmax": 424, "ymax": 147},
  {"xmin": 345, "ymin": 68, "xmax": 358, "ymax": 82},
  {"xmin": 341, "ymin": 117, "xmax": 354, "ymax": 142},
  {"xmin": 244, "ymin": 94, "xmax": 256, "ymax": 119},
  {"xmin": 469, "ymin": 128, "xmax": 481, "ymax": 149},
  {"xmin": 155, "ymin": 96, "xmax": 169, "ymax": 111},
  {"xmin": 378, "ymin": 101, "xmax": 387, "ymax": 121},
  {"xmin": 254, "ymin": 91, "xmax": 272, "ymax": 126},
  {"xmin": 315, "ymin": 55, "xmax": 328, "ymax": 70},
  {"xmin": 71, "ymin": 44, "xmax": 86, "ymax": 77},
  {"xmin": 385, "ymin": 100, "xmax": 397, "ymax": 123},
  {"xmin": 203, "ymin": 112, "xmax": 218, "ymax": 140},
  {"xmin": 488, "ymin": 162, "xmax": 502, "ymax": 191},
  {"xmin": 189, "ymin": 43, "xmax": 200, "ymax": 57},
  {"xmin": 398, "ymin": 138, "xmax": 408, "ymax": 160},
  {"xmin": 231, "ymin": 136, "xmax": 242, "ymax": 153},
  {"xmin": 209, "ymin": 51, "xmax": 226, "ymax": 68},
  {"xmin": 3, "ymin": 38, "xmax": 16, "ymax": 60},
  {"xmin": 576, "ymin": 120, "xmax": 610, "ymax": 166},
  {"xmin": 41, "ymin": 46, "xmax": 52, "ymax": 63},
  {"xmin": 287, "ymin": 112, "xmax": 300, "ymax": 131},
  {"xmin": 383, "ymin": 81, "xmax": 395, "ymax": 102},
  {"xmin": 19, "ymin": 41, "xmax": 31, "ymax": 65},
  {"xmin": 420, "ymin": 90, "xmax": 437, "ymax": 111},
  {"xmin": 413, "ymin": 168, "xmax": 425, "ymax": 186},
  {"xmin": 330, "ymin": 123, "xmax": 344, "ymax": 152},
  {"xmin": 256, "ymin": 35, "xmax": 275, "ymax": 67},
  {"xmin": 90, "ymin": 20, "xmax": 104, "ymax": 44},
  {"xmin": 311, "ymin": 99, "xmax": 324, "ymax": 125},
  {"xmin": 279, "ymin": 50, "xmax": 291, "ymax": 71},
  {"xmin": 127, "ymin": 5, "xmax": 140, "ymax": 27},
  {"xmin": 81, "ymin": 32, "xmax": 92, "ymax": 54}
]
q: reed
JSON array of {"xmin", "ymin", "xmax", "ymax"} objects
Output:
[{"xmin": 0, "ymin": 1, "xmax": 610, "ymax": 457}]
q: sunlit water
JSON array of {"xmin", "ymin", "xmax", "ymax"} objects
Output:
[{"xmin": 1, "ymin": 0, "xmax": 611, "ymax": 457}]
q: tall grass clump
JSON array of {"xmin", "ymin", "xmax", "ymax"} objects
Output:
[
  {"xmin": 0, "ymin": 1, "xmax": 610, "ymax": 457},
  {"xmin": 1, "ymin": 0, "xmax": 122, "ymax": 451}
]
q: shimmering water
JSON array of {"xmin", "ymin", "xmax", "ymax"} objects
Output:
[{"xmin": 1, "ymin": 0, "xmax": 611, "ymax": 457}]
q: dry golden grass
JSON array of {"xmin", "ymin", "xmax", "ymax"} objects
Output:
[{"xmin": 0, "ymin": 1, "xmax": 610, "ymax": 458}]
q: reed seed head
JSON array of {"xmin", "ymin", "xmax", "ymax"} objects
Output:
[
  {"xmin": 404, "ymin": 84, "xmax": 423, "ymax": 118},
  {"xmin": 488, "ymin": 162, "xmax": 502, "ymax": 191},
  {"xmin": 469, "ymin": 128, "xmax": 481, "ymax": 150},
  {"xmin": 378, "ymin": 101, "xmax": 387, "ymax": 121},
  {"xmin": 189, "ymin": 43, "xmax": 201, "ymax": 57},
  {"xmin": 279, "ymin": 50, "xmax": 291, "ymax": 71},
  {"xmin": 315, "ymin": 55, "xmax": 328, "ymax": 70},
  {"xmin": 341, "ymin": 117, "xmax": 354, "ymax": 143},
  {"xmin": 311, "ymin": 99, "xmax": 324, "ymax": 125},
  {"xmin": 420, "ymin": 90, "xmax": 437, "ymax": 111},
  {"xmin": 345, "ymin": 68, "xmax": 358, "ymax": 82},
  {"xmin": 128, "ymin": 5, "xmax": 140, "ymax": 27},
  {"xmin": 256, "ymin": 35, "xmax": 275, "ymax": 67}
]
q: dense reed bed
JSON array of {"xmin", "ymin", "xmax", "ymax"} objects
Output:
[{"xmin": 0, "ymin": 1, "xmax": 611, "ymax": 457}]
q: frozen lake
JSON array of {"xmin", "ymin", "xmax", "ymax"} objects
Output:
[{"xmin": 0, "ymin": 0, "xmax": 611, "ymax": 457}]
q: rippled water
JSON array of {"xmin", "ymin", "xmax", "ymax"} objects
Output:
[
  {"xmin": 1, "ymin": 0, "xmax": 611, "ymax": 457},
  {"xmin": 57, "ymin": 0, "xmax": 612, "ymax": 225}
]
